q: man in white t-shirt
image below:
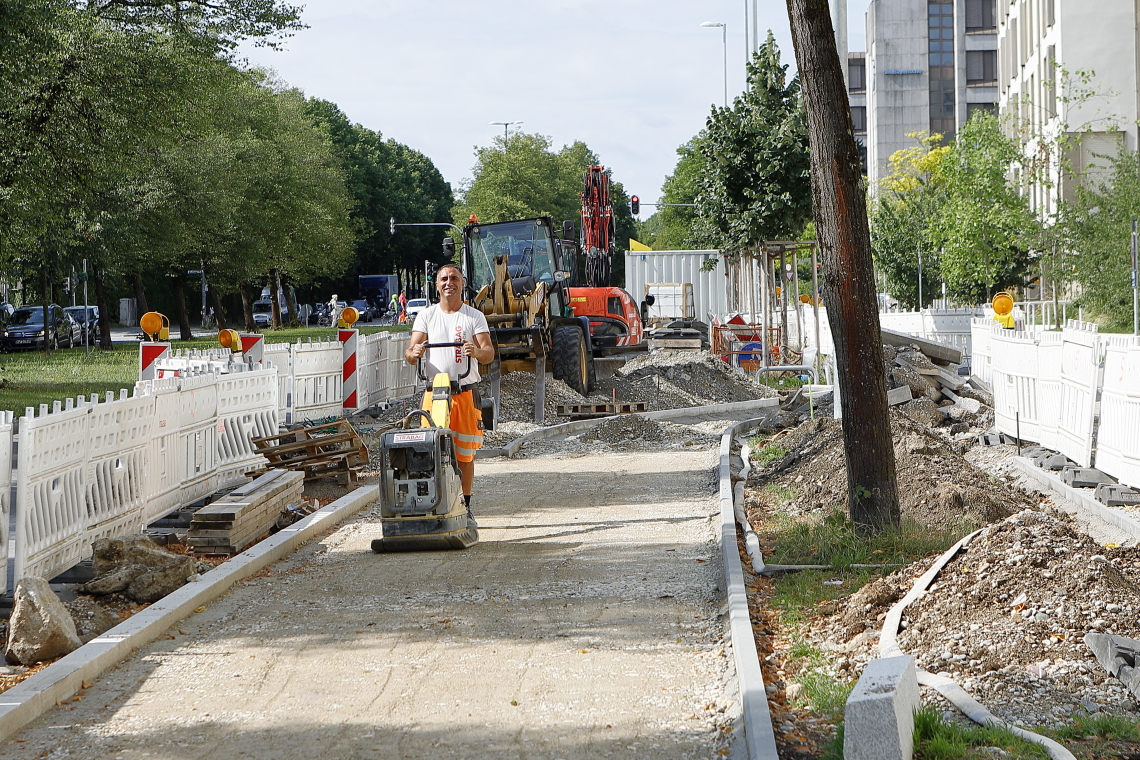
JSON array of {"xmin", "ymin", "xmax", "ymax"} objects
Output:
[{"xmin": 406, "ymin": 264, "xmax": 495, "ymax": 528}]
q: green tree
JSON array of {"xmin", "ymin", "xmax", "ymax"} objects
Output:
[
  {"xmin": 693, "ymin": 32, "xmax": 811, "ymax": 252},
  {"xmin": 1064, "ymin": 142, "xmax": 1140, "ymax": 329},
  {"xmin": 869, "ymin": 132, "xmax": 950, "ymax": 309},
  {"xmin": 929, "ymin": 112, "xmax": 1038, "ymax": 302}
]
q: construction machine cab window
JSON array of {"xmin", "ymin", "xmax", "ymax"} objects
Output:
[{"xmin": 468, "ymin": 219, "xmax": 556, "ymax": 292}]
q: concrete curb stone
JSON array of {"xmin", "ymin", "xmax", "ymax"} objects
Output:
[{"xmin": 0, "ymin": 486, "xmax": 378, "ymax": 743}]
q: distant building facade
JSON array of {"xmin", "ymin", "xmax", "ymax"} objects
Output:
[
  {"xmin": 849, "ymin": 52, "xmax": 868, "ymax": 173},
  {"xmin": 996, "ymin": 0, "xmax": 1138, "ymax": 217},
  {"xmin": 864, "ymin": 0, "xmax": 999, "ymax": 185}
]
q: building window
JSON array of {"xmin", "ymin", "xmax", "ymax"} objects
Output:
[
  {"xmin": 1045, "ymin": 45, "xmax": 1056, "ymax": 116},
  {"xmin": 966, "ymin": 50, "xmax": 997, "ymax": 85},
  {"xmin": 966, "ymin": 102, "xmax": 997, "ymax": 120},
  {"xmin": 857, "ymin": 139, "xmax": 868, "ymax": 175},
  {"xmin": 965, "ymin": 0, "xmax": 996, "ymax": 31},
  {"xmin": 929, "ymin": 1, "xmax": 956, "ymax": 142},
  {"xmin": 1046, "ymin": 0, "xmax": 1055, "ymax": 26},
  {"xmin": 851, "ymin": 106, "xmax": 866, "ymax": 133},
  {"xmin": 849, "ymin": 57, "xmax": 866, "ymax": 92}
]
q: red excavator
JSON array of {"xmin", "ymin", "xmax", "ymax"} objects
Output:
[{"xmin": 568, "ymin": 166, "xmax": 647, "ymax": 353}]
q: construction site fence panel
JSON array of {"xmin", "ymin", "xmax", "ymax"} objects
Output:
[
  {"xmin": 0, "ymin": 413, "xmax": 13, "ymax": 592},
  {"xmin": 11, "ymin": 366, "xmax": 279, "ymax": 585},
  {"xmin": 982, "ymin": 321, "xmax": 1140, "ymax": 485}
]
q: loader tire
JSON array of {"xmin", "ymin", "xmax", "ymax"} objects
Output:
[{"xmin": 552, "ymin": 325, "xmax": 592, "ymax": 396}]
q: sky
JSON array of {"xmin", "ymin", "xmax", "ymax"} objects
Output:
[{"xmin": 238, "ymin": 0, "xmax": 874, "ymax": 218}]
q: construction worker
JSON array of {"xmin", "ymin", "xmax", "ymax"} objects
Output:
[{"xmin": 405, "ymin": 265, "xmax": 494, "ymax": 527}]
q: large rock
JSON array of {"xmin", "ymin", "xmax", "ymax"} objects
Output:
[
  {"xmin": 900, "ymin": 397, "xmax": 943, "ymax": 428},
  {"xmin": 82, "ymin": 564, "xmax": 149, "ymax": 596},
  {"xmin": 92, "ymin": 534, "xmax": 179, "ymax": 575},
  {"xmin": 6, "ymin": 578, "xmax": 83, "ymax": 665},
  {"xmin": 890, "ymin": 366, "xmax": 934, "ymax": 398},
  {"xmin": 126, "ymin": 555, "xmax": 196, "ymax": 603}
]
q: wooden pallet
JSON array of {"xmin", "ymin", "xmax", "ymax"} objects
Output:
[
  {"xmin": 187, "ymin": 469, "xmax": 305, "ymax": 556},
  {"xmin": 250, "ymin": 419, "xmax": 369, "ymax": 485},
  {"xmin": 555, "ymin": 402, "xmax": 648, "ymax": 420}
]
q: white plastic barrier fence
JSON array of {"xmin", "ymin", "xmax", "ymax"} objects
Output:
[
  {"xmin": 1034, "ymin": 332, "xmax": 1063, "ymax": 452},
  {"xmin": 1055, "ymin": 322, "xmax": 1101, "ymax": 467},
  {"xmin": 879, "ymin": 308, "xmax": 985, "ymax": 357},
  {"xmin": 291, "ymin": 339, "xmax": 343, "ymax": 422},
  {"xmin": 12, "ymin": 364, "xmax": 280, "ymax": 584},
  {"xmin": 1097, "ymin": 338, "xmax": 1140, "ymax": 489},
  {"xmin": 989, "ymin": 328, "xmax": 1043, "ymax": 445},
  {"xmin": 970, "ymin": 318, "xmax": 994, "ymax": 386},
  {"xmin": 0, "ymin": 412, "xmax": 13, "ymax": 591}
]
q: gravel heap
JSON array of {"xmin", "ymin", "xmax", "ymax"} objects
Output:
[
  {"xmin": 814, "ymin": 509, "xmax": 1140, "ymax": 727},
  {"xmin": 489, "ymin": 372, "xmax": 603, "ymax": 425},
  {"xmin": 882, "ymin": 344, "xmax": 995, "ymax": 438},
  {"xmin": 747, "ymin": 411, "xmax": 1038, "ymax": 527},
  {"xmin": 603, "ymin": 350, "xmax": 778, "ymax": 409}
]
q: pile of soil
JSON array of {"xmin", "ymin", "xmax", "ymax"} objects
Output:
[
  {"xmin": 747, "ymin": 412, "xmax": 1039, "ymax": 528},
  {"xmin": 809, "ymin": 509, "xmax": 1140, "ymax": 727}
]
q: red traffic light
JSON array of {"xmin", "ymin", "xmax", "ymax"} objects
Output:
[{"xmin": 631, "ymin": 195, "xmax": 640, "ymax": 215}]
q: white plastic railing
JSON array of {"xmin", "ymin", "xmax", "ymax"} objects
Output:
[
  {"xmin": 970, "ymin": 318, "xmax": 995, "ymax": 386},
  {"xmin": 1056, "ymin": 323, "xmax": 1100, "ymax": 467},
  {"xmin": 0, "ymin": 412, "xmax": 13, "ymax": 591},
  {"xmin": 990, "ymin": 328, "xmax": 1043, "ymax": 444},
  {"xmin": 1095, "ymin": 338, "xmax": 1140, "ymax": 489}
]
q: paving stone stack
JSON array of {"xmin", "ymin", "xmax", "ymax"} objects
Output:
[{"xmin": 187, "ymin": 469, "xmax": 305, "ymax": 556}]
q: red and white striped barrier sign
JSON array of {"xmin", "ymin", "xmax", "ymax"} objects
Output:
[
  {"xmin": 340, "ymin": 329, "xmax": 359, "ymax": 409},
  {"xmin": 139, "ymin": 342, "xmax": 171, "ymax": 381},
  {"xmin": 240, "ymin": 334, "xmax": 265, "ymax": 365}
]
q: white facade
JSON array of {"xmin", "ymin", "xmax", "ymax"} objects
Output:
[
  {"xmin": 996, "ymin": 0, "xmax": 1138, "ymax": 217},
  {"xmin": 865, "ymin": 0, "xmax": 1000, "ymax": 185}
]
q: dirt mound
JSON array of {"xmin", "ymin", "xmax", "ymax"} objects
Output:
[
  {"xmin": 581, "ymin": 414, "xmax": 667, "ymax": 444},
  {"xmin": 748, "ymin": 411, "xmax": 1037, "ymax": 527},
  {"xmin": 604, "ymin": 350, "xmax": 778, "ymax": 410}
]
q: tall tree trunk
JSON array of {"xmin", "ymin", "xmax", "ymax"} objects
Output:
[
  {"xmin": 208, "ymin": 285, "xmax": 227, "ymax": 331},
  {"xmin": 171, "ymin": 273, "xmax": 193, "ymax": 341},
  {"xmin": 268, "ymin": 268, "xmax": 282, "ymax": 328},
  {"xmin": 281, "ymin": 273, "xmax": 299, "ymax": 327},
  {"xmin": 132, "ymin": 272, "xmax": 149, "ymax": 316},
  {"xmin": 93, "ymin": 264, "xmax": 113, "ymax": 350},
  {"xmin": 239, "ymin": 282, "xmax": 257, "ymax": 332},
  {"xmin": 786, "ymin": 0, "xmax": 900, "ymax": 532}
]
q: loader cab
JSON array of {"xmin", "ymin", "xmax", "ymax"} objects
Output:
[{"xmin": 464, "ymin": 217, "xmax": 572, "ymax": 315}]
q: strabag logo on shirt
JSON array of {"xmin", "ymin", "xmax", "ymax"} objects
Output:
[{"xmin": 454, "ymin": 324, "xmax": 463, "ymax": 363}]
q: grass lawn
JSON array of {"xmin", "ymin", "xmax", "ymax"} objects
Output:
[{"xmin": 0, "ymin": 325, "xmax": 409, "ymax": 415}]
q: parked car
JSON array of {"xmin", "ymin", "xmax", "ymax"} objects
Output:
[
  {"xmin": 252, "ymin": 299, "xmax": 289, "ymax": 328},
  {"xmin": 405, "ymin": 298, "xmax": 428, "ymax": 320},
  {"xmin": 64, "ymin": 306, "xmax": 100, "ymax": 344},
  {"xmin": 1, "ymin": 304, "xmax": 77, "ymax": 350},
  {"xmin": 349, "ymin": 299, "xmax": 374, "ymax": 322}
]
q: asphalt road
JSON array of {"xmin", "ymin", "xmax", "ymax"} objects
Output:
[{"xmin": 0, "ymin": 450, "xmax": 739, "ymax": 759}]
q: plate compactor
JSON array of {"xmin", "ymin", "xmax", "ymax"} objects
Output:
[{"xmin": 371, "ymin": 343, "xmax": 483, "ymax": 552}]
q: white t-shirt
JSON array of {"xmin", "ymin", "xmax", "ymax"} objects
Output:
[{"xmin": 411, "ymin": 303, "xmax": 491, "ymax": 385}]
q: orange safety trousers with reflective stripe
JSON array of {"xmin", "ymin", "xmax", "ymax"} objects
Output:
[{"xmin": 449, "ymin": 390, "xmax": 483, "ymax": 463}]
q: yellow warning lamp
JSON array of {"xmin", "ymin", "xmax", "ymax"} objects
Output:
[
  {"xmin": 468, "ymin": 214, "xmax": 478, "ymax": 224},
  {"xmin": 800, "ymin": 294, "xmax": 811, "ymax": 304},
  {"xmin": 218, "ymin": 329, "xmax": 241, "ymax": 352},
  {"xmin": 139, "ymin": 312, "xmax": 169, "ymax": 341},
  {"xmin": 338, "ymin": 306, "xmax": 359, "ymax": 329},
  {"xmin": 992, "ymin": 291, "xmax": 1015, "ymax": 329}
]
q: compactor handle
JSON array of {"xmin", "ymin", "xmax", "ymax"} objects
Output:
[{"xmin": 415, "ymin": 341, "xmax": 473, "ymax": 382}]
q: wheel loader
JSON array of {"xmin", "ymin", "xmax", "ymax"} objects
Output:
[{"xmin": 461, "ymin": 216, "xmax": 596, "ymax": 423}]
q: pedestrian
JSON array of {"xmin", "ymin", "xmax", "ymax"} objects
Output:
[
  {"xmin": 398, "ymin": 289, "xmax": 408, "ymax": 324},
  {"xmin": 404, "ymin": 265, "xmax": 494, "ymax": 528}
]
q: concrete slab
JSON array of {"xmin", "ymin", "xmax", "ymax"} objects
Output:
[
  {"xmin": 887, "ymin": 385, "xmax": 913, "ymax": 406},
  {"xmin": 1012, "ymin": 457, "xmax": 1140, "ymax": 546},
  {"xmin": 1084, "ymin": 632, "xmax": 1140, "ymax": 701},
  {"xmin": 844, "ymin": 655, "xmax": 919, "ymax": 760}
]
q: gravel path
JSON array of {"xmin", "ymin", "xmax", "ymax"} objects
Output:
[{"xmin": 0, "ymin": 451, "xmax": 738, "ymax": 760}]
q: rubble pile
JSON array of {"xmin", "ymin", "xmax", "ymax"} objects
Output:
[
  {"xmin": 747, "ymin": 411, "xmax": 1038, "ymax": 527},
  {"xmin": 811, "ymin": 510, "xmax": 1140, "ymax": 727},
  {"xmin": 488, "ymin": 372, "xmax": 605, "ymax": 425},
  {"xmin": 883, "ymin": 344, "xmax": 994, "ymax": 436}
]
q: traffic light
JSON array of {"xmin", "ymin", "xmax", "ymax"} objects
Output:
[
  {"xmin": 630, "ymin": 196, "xmax": 639, "ymax": 215},
  {"xmin": 389, "ymin": 217, "xmax": 396, "ymax": 235}
]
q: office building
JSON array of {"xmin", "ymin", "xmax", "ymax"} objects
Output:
[{"xmin": 865, "ymin": 0, "xmax": 1000, "ymax": 185}]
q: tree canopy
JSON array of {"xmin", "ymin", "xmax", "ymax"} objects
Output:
[{"xmin": 691, "ymin": 33, "xmax": 812, "ymax": 252}]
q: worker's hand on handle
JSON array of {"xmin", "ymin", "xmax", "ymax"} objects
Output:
[{"xmin": 405, "ymin": 341, "xmax": 428, "ymax": 364}]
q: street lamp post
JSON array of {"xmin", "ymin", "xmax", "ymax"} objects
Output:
[
  {"xmin": 700, "ymin": 22, "xmax": 727, "ymax": 107},
  {"xmin": 489, "ymin": 120, "xmax": 523, "ymax": 141}
]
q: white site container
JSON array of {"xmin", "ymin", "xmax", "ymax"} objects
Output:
[
  {"xmin": 645, "ymin": 283, "xmax": 695, "ymax": 321},
  {"xmin": 624, "ymin": 250, "xmax": 726, "ymax": 323}
]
